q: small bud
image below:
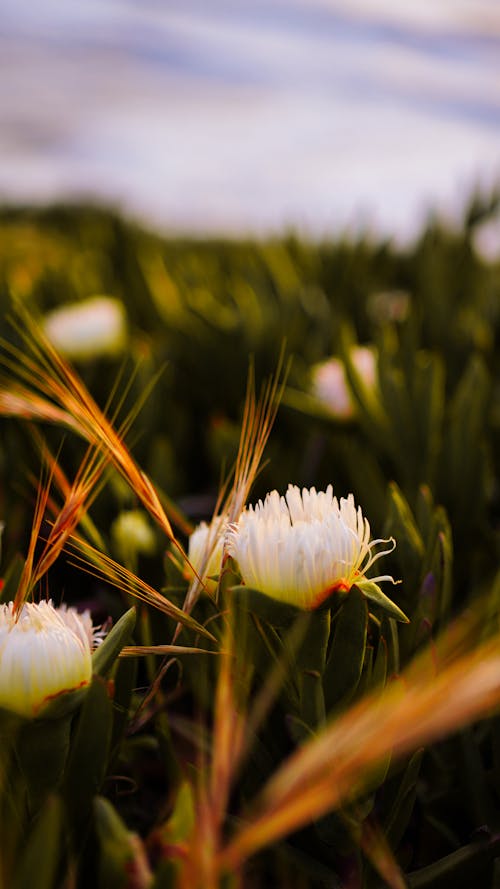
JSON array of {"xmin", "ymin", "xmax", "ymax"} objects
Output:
[
  {"xmin": 111, "ymin": 510, "xmax": 157, "ymax": 562},
  {"xmin": 185, "ymin": 516, "xmax": 226, "ymax": 594}
]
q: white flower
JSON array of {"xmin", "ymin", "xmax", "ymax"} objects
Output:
[
  {"xmin": 43, "ymin": 296, "xmax": 127, "ymax": 361},
  {"xmin": 185, "ymin": 516, "xmax": 226, "ymax": 593},
  {"xmin": 226, "ymin": 485, "xmax": 397, "ymax": 610},
  {"xmin": 0, "ymin": 600, "xmax": 94, "ymax": 718},
  {"xmin": 311, "ymin": 346, "xmax": 377, "ymax": 420}
]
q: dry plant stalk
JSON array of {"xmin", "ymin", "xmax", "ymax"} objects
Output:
[
  {"xmin": 120, "ymin": 645, "xmax": 218, "ymax": 657},
  {"xmin": 17, "ymin": 430, "xmax": 211, "ymax": 641},
  {"xmin": 174, "ymin": 614, "xmax": 248, "ymax": 889},
  {"xmin": 227, "ymin": 354, "xmax": 287, "ymax": 524},
  {"xmin": 0, "ymin": 306, "xmax": 183, "ymax": 547},
  {"xmin": 0, "ymin": 387, "xmax": 79, "ymax": 431},
  {"xmin": 14, "ymin": 442, "xmax": 107, "ymax": 610},
  {"xmin": 182, "ymin": 354, "xmax": 288, "ymax": 614},
  {"xmin": 67, "ymin": 535, "xmax": 215, "ymax": 640}
]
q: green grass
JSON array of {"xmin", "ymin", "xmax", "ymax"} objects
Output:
[{"xmin": 0, "ymin": 195, "xmax": 500, "ymax": 887}]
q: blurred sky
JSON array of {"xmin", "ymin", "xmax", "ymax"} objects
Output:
[{"xmin": 1, "ymin": 0, "xmax": 500, "ymax": 241}]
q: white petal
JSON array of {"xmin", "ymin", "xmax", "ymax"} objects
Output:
[
  {"xmin": 228, "ymin": 486, "xmax": 398, "ymax": 609},
  {"xmin": 0, "ymin": 601, "xmax": 92, "ymax": 718}
]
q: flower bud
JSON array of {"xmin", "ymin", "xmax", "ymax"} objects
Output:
[
  {"xmin": 111, "ymin": 510, "xmax": 156, "ymax": 561},
  {"xmin": 185, "ymin": 516, "xmax": 226, "ymax": 594}
]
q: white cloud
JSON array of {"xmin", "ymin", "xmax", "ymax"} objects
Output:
[{"xmin": 1, "ymin": 0, "xmax": 499, "ymax": 240}]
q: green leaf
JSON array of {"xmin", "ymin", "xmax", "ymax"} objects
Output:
[
  {"xmin": 371, "ymin": 635, "xmax": 388, "ymax": 689},
  {"xmin": 324, "ymin": 588, "xmax": 368, "ymax": 712},
  {"xmin": 415, "ymin": 484, "xmax": 435, "ymax": 542},
  {"xmin": 109, "ymin": 655, "xmax": 137, "ymax": 762},
  {"xmin": 413, "ymin": 351, "xmax": 445, "ymax": 485},
  {"xmin": 279, "ymin": 615, "xmax": 319, "ymax": 713},
  {"xmin": 407, "ymin": 835, "xmax": 500, "ymax": 888},
  {"xmin": 381, "ymin": 616, "xmax": 400, "ymax": 677},
  {"xmin": 296, "ymin": 609, "xmax": 330, "ymax": 674},
  {"xmin": 39, "ymin": 685, "xmax": 89, "ymax": 721},
  {"xmin": 358, "ymin": 581, "xmax": 409, "ymax": 623},
  {"xmin": 62, "ymin": 676, "xmax": 113, "ymax": 836},
  {"xmin": 430, "ymin": 512, "xmax": 453, "ymax": 626},
  {"xmin": 94, "ymin": 796, "xmax": 151, "ymax": 889},
  {"xmin": 16, "ymin": 715, "xmax": 72, "ymax": 814},
  {"xmin": 92, "ymin": 607, "xmax": 137, "ymax": 677},
  {"xmin": 386, "ymin": 483, "xmax": 425, "ymax": 561},
  {"xmin": 159, "ymin": 780, "xmax": 196, "ymax": 845},
  {"xmin": 441, "ymin": 355, "xmax": 491, "ymax": 536},
  {"xmin": 281, "ymin": 386, "xmax": 353, "ymax": 424},
  {"xmin": 458, "ymin": 728, "xmax": 497, "ymax": 827},
  {"xmin": 230, "ymin": 585, "xmax": 304, "ymax": 627},
  {"xmin": 340, "ymin": 327, "xmax": 388, "ymax": 429},
  {"xmin": 14, "ymin": 795, "xmax": 64, "ymax": 889},
  {"xmin": 383, "ymin": 749, "xmax": 424, "ymax": 849}
]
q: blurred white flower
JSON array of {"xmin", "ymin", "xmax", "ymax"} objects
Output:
[
  {"xmin": 43, "ymin": 296, "xmax": 127, "ymax": 361},
  {"xmin": 111, "ymin": 509, "xmax": 156, "ymax": 561},
  {"xmin": 185, "ymin": 516, "xmax": 226, "ymax": 594},
  {"xmin": 311, "ymin": 346, "xmax": 377, "ymax": 420},
  {"xmin": 472, "ymin": 213, "xmax": 500, "ymax": 263},
  {"xmin": 227, "ymin": 485, "xmax": 397, "ymax": 610},
  {"xmin": 0, "ymin": 600, "xmax": 93, "ymax": 718}
]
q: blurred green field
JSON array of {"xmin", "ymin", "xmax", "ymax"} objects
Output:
[{"xmin": 1, "ymin": 199, "xmax": 500, "ymax": 888}]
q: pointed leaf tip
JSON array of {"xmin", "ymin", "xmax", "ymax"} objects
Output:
[
  {"xmin": 92, "ymin": 607, "xmax": 137, "ymax": 677},
  {"xmin": 357, "ymin": 581, "xmax": 410, "ymax": 623}
]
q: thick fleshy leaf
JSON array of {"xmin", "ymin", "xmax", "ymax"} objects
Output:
[
  {"xmin": 383, "ymin": 749, "xmax": 424, "ymax": 848},
  {"xmin": 109, "ymin": 654, "xmax": 137, "ymax": 762},
  {"xmin": 281, "ymin": 386, "xmax": 354, "ymax": 424},
  {"xmin": 407, "ymin": 835, "xmax": 500, "ymax": 889},
  {"xmin": 14, "ymin": 794, "xmax": 64, "ymax": 889},
  {"xmin": 357, "ymin": 581, "xmax": 409, "ymax": 623},
  {"xmin": 16, "ymin": 715, "xmax": 72, "ymax": 813},
  {"xmin": 62, "ymin": 676, "xmax": 113, "ymax": 836},
  {"xmin": 230, "ymin": 584, "xmax": 303, "ymax": 627},
  {"xmin": 385, "ymin": 483, "xmax": 425, "ymax": 598},
  {"xmin": 92, "ymin": 606, "xmax": 137, "ymax": 677},
  {"xmin": 94, "ymin": 796, "xmax": 152, "ymax": 889},
  {"xmin": 324, "ymin": 588, "xmax": 368, "ymax": 712}
]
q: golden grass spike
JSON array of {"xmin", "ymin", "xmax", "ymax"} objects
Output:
[
  {"xmin": 13, "ymin": 435, "xmax": 110, "ymax": 609},
  {"xmin": 120, "ymin": 645, "xmax": 219, "ymax": 657},
  {"xmin": 0, "ymin": 386, "xmax": 80, "ymax": 431},
  {"xmin": 29, "ymin": 430, "xmax": 107, "ymax": 553},
  {"xmin": 31, "ymin": 447, "xmax": 108, "ymax": 591},
  {"xmin": 228, "ymin": 347, "xmax": 288, "ymax": 524},
  {"xmin": 14, "ymin": 470, "xmax": 53, "ymax": 610},
  {"xmin": 3, "ymin": 306, "xmax": 178, "ymax": 545},
  {"xmin": 181, "ymin": 351, "xmax": 289, "ymax": 619},
  {"xmin": 15, "ymin": 441, "xmax": 110, "ymax": 613},
  {"xmin": 360, "ymin": 817, "xmax": 407, "ymax": 889},
  {"xmin": 209, "ymin": 614, "xmax": 246, "ymax": 831},
  {"xmin": 218, "ymin": 630, "xmax": 500, "ymax": 872},
  {"xmin": 67, "ymin": 535, "xmax": 216, "ymax": 641},
  {"xmin": 166, "ymin": 611, "xmax": 248, "ymax": 889},
  {"xmin": 181, "ymin": 472, "xmax": 231, "ymax": 614}
]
